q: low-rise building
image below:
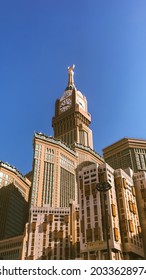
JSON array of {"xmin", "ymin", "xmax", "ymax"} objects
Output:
[
  {"xmin": 26, "ymin": 202, "xmax": 80, "ymax": 260},
  {"xmin": 0, "ymin": 235, "xmax": 24, "ymax": 260}
]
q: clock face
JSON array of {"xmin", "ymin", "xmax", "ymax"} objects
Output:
[
  {"xmin": 60, "ymin": 91, "xmax": 71, "ymax": 101},
  {"xmin": 60, "ymin": 97, "xmax": 72, "ymax": 112}
]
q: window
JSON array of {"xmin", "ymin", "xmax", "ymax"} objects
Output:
[
  {"xmin": 123, "ymin": 178, "xmax": 127, "ymax": 189},
  {"xmin": 129, "ymin": 220, "xmax": 134, "ymax": 233},
  {"xmin": 114, "ymin": 227, "xmax": 119, "ymax": 241},
  {"xmin": 111, "ymin": 204, "xmax": 116, "ymax": 217}
]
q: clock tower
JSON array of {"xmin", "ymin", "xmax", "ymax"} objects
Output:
[{"xmin": 52, "ymin": 65, "xmax": 93, "ymax": 149}]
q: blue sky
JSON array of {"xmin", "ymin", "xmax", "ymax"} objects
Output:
[{"xmin": 0, "ymin": 0, "xmax": 146, "ymax": 174}]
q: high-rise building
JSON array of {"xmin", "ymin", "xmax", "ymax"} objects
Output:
[
  {"xmin": 103, "ymin": 138, "xmax": 146, "ymax": 173},
  {"xmin": 52, "ymin": 65, "xmax": 93, "ymax": 149},
  {"xmin": 30, "ymin": 65, "xmax": 104, "ymax": 209},
  {"xmin": 78, "ymin": 163, "xmax": 144, "ymax": 260},
  {"xmin": 2, "ymin": 65, "xmax": 145, "ymax": 260},
  {"xmin": 78, "ymin": 162, "xmax": 122, "ymax": 260},
  {"xmin": 26, "ymin": 65, "xmax": 105, "ymax": 260},
  {"xmin": 115, "ymin": 168, "xmax": 144, "ymax": 259},
  {"xmin": 103, "ymin": 138, "xmax": 146, "ymax": 258},
  {"xmin": 30, "ymin": 134, "xmax": 77, "ymax": 208}
]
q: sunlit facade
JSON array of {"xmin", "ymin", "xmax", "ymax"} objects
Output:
[
  {"xmin": 115, "ymin": 168, "xmax": 144, "ymax": 259},
  {"xmin": 78, "ymin": 163, "xmax": 122, "ymax": 260},
  {"xmin": 103, "ymin": 138, "xmax": 146, "ymax": 172},
  {"xmin": 30, "ymin": 65, "xmax": 104, "ymax": 209},
  {"xmin": 1, "ymin": 65, "xmax": 146, "ymax": 260},
  {"xmin": 79, "ymin": 163, "xmax": 144, "ymax": 260},
  {"xmin": 133, "ymin": 171, "xmax": 146, "ymax": 258},
  {"xmin": 26, "ymin": 202, "xmax": 80, "ymax": 260}
]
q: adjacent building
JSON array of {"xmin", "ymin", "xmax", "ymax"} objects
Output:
[
  {"xmin": 26, "ymin": 201, "xmax": 80, "ymax": 260},
  {"xmin": 0, "ymin": 162, "xmax": 31, "ymax": 242},
  {"xmin": 78, "ymin": 163, "xmax": 144, "ymax": 260},
  {"xmin": 0, "ymin": 235, "xmax": 24, "ymax": 260},
  {"xmin": 78, "ymin": 162, "xmax": 122, "ymax": 260},
  {"xmin": 0, "ymin": 161, "xmax": 31, "ymax": 202},
  {"xmin": 0, "ymin": 184, "xmax": 29, "ymax": 240},
  {"xmin": 115, "ymin": 168, "xmax": 144, "ymax": 259},
  {"xmin": 133, "ymin": 171, "xmax": 146, "ymax": 258},
  {"xmin": 103, "ymin": 138, "xmax": 146, "ymax": 173},
  {"xmin": 0, "ymin": 162, "xmax": 31, "ymax": 259},
  {"xmin": 103, "ymin": 137, "xmax": 146, "ymax": 258}
]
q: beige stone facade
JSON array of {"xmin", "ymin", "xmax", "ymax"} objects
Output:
[
  {"xmin": 133, "ymin": 171, "xmax": 146, "ymax": 258},
  {"xmin": 31, "ymin": 134, "xmax": 77, "ymax": 208},
  {"xmin": 26, "ymin": 65, "xmax": 105, "ymax": 260},
  {"xmin": 52, "ymin": 65, "xmax": 93, "ymax": 150},
  {"xmin": 114, "ymin": 168, "xmax": 144, "ymax": 259},
  {"xmin": 78, "ymin": 162, "xmax": 122, "ymax": 260},
  {"xmin": 103, "ymin": 138, "xmax": 146, "ymax": 172},
  {"xmin": 78, "ymin": 163, "xmax": 144, "ymax": 260},
  {"xmin": 2, "ymin": 66, "xmax": 146, "ymax": 260},
  {"xmin": 30, "ymin": 66, "xmax": 104, "ymax": 209},
  {"xmin": 26, "ymin": 202, "xmax": 80, "ymax": 260}
]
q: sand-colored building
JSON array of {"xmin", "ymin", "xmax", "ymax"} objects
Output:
[
  {"xmin": 30, "ymin": 65, "xmax": 104, "ymax": 209},
  {"xmin": 26, "ymin": 201, "xmax": 80, "ymax": 260},
  {"xmin": 115, "ymin": 168, "xmax": 144, "ymax": 259},
  {"xmin": 78, "ymin": 162, "xmax": 122, "ymax": 260},
  {"xmin": 103, "ymin": 137, "xmax": 146, "ymax": 173},
  {"xmin": 133, "ymin": 171, "xmax": 146, "ymax": 258},
  {"xmin": 78, "ymin": 162, "xmax": 144, "ymax": 260},
  {"xmin": 2, "ymin": 65, "xmax": 146, "ymax": 260}
]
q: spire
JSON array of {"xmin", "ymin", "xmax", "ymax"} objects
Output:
[{"xmin": 67, "ymin": 64, "xmax": 75, "ymax": 89}]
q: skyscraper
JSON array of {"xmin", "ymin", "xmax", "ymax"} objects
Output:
[
  {"xmin": 30, "ymin": 65, "xmax": 104, "ymax": 209},
  {"xmin": 52, "ymin": 65, "xmax": 93, "ymax": 149},
  {"xmin": 78, "ymin": 163, "xmax": 144, "ymax": 260},
  {"xmin": 2, "ymin": 65, "xmax": 144, "ymax": 260}
]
